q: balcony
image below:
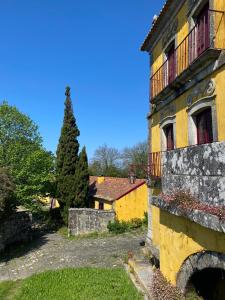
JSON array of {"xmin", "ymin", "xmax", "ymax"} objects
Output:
[
  {"xmin": 150, "ymin": 9, "xmax": 224, "ymax": 101},
  {"xmin": 149, "ymin": 152, "xmax": 162, "ymax": 179}
]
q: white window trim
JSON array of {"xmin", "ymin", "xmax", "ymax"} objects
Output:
[
  {"xmin": 160, "ymin": 115, "xmax": 176, "ymax": 151},
  {"xmin": 187, "ymin": 95, "xmax": 217, "ymax": 146}
]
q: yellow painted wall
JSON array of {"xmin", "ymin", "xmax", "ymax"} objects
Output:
[
  {"xmin": 94, "ymin": 199, "xmax": 113, "ymax": 210},
  {"xmin": 115, "ymin": 184, "xmax": 148, "ymax": 222},
  {"xmin": 159, "ymin": 210, "xmax": 225, "ymax": 285},
  {"xmin": 151, "ymin": 1, "xmax": 189, "ymax": 78},
  {"xmin": 151, "ymin": 41, "xmax": 163, "ymax": 75},
  {"xmin": 214, "ymin": 0, "xmax": 225, "ymax": 49},
  {"xmin": 149, "ymin": 0, "xmax": 225, "ymax": 288},
  {"xmin": 213, "ymin": 65, "xmax": 225, "ymax": 142}
]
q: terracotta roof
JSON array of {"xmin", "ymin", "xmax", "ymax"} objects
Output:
[
  {"xmin": 89, "ymin": 176, "xmax": 146, "ymax": 202},
  {"xmin": 141, "ymin": 0, "xmax": 172, "ymax": 51}
]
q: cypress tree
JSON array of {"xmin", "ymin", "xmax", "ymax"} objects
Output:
[
  {"xmin": 74, "ymin": 146, "xmax": 89, "ymax": 208},
  {"xmin": 56, "ymin": 87, "xmax": 80, "ymax": 223}
]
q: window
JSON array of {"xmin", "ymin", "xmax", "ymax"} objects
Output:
[
  {"xmin": 196, "ymin": 107, "xmax": 213, "ymax": 145},
  {"xmin": 196, "ymin": 3, "xmax": 210, "ymax": 56},
  {"xmin": 166, "ymin": 42, "xmax": 176, "ymax": 85},
  {"xmin": 160, "ymin": 115, "xmax": 176, "ymax": 151},
  {"xmin": 99, "ymin": 202, "xmax": 104, "ymax": 210},
  {"xmin": 187, "ymin": 93, "xmax": 217, "ymax": 146},
  {"xmin": 165, "ymin": 124, "xmax": 174, "ymax": 150}
]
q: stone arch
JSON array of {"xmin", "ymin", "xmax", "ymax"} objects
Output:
[{"xmin": 176, "ymin": 251, "xmax": 225, "ymax": 293}]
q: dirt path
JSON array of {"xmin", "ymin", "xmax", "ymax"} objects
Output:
[{"xmin": 0, "ymin": 231, "xmax": 145, "ymax": 282}]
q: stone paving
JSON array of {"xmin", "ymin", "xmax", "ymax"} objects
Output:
[{"xmin": 0, "ymin": 230, "xmax": 145, "ymax": 282}]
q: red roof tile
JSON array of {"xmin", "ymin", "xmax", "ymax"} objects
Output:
[{"xmin": 89, "ymin": 176, "xmax": 146, "ymax": 202}]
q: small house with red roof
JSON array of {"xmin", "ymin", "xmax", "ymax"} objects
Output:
[{"xmin": 89, "ymin": 176, "xmax": 148, "ymax": 221}]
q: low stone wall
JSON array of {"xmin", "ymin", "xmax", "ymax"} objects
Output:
[
  {"xmin": 162, "ymin": 141, "xmax": 225, "ymax": 206},
  {"xmin": 68, "ymin": 208, "xmax": 115, "ymax": 236},
  {"xmin": 0, "ymin": 211, "xmax": 32, "ymax": 253}
]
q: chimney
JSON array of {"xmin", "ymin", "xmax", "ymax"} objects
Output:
[{"xmin": 97, "ymin": 176, "xmax": 105, "ymax": 184}]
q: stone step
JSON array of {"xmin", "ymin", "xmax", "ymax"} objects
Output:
[{"xmin": 128, "ymin": 253, "xmax": 154, "ymax": 299}]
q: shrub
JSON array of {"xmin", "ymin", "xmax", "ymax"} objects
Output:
[
  {"xmin": 151, "ymin": 269, "xmax": 184, "ymax": 300},
  {"xmin": 107, "ymin": 220, "xmax": 130, "ymax": 234},
  {"xmin": 143, "ymin": 211, "xmax": 148, "ymax": 226},
  {"xmin": 107, "ymin": 217, "xmax": 145, "ymax": 234},
  {"xmin": 129, "ymin": 218, "xmax": 143, "ymax": 229},
  {"xmin": 0, "ymin": 168, "xmax": 16, "ymax": 220}
]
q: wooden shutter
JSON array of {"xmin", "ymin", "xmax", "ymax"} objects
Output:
[
  {"xmin": 196, "ymin": 108, "xmax": 213, "ymax": 145},
  {"xmin": 197, "ymin": 3, "xmax": 210, "ymax": 56},
  {"xmin": 166, "ymin": 124, "xmax": 174, "ymax": 150},
  {"xmin": 168, "ymin": 45, "xmax": 176, "ymax": 84}
]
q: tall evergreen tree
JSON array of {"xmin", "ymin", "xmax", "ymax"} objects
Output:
[
  {"xmin": 56, "ymin": 87, "xmax": 80, "ymax": 223},
  {"xmin": 74, "ymin": 146, "xmax": 89, "ymax": 208}
]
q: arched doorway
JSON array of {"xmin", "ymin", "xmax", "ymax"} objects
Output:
[{"xmin": 177, "ymin": 251, "xmax": 225, "ymax": 299}]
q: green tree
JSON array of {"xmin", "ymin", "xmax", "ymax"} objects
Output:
[
  {"xmin": 0, "ymin": 167, "xmax": 16, "ymax": 220},
  {"xmin": 74, "ymin": 147, "xmax": 89, "ymax": 208},
  {"xmin": 56, "ymin": 87, "xmax": 80, "ymax": 223},
  {"xmin": 0, "ymin": 101, "xmax": 54, "ymax": 206}
]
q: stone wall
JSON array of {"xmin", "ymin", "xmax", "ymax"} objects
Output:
[
  {"xmin": 0, "ymin": 211, "xmax": 32, "ymax": 253},
  {"xmin": 162, "ymin": 141, "xmax": 225, "ymax": 206},
  {"xmin": 68, "ymin": 208, "xmax": 115, "ymax": 236}
]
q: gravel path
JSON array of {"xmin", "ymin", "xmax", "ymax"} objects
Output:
[{"xmin": 0, "ymin": 231, "xmax": 145, "ymax": 282}]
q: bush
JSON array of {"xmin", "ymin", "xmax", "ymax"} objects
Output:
[
  {"xmin": 129, "ymin": 218, "xmax": 143, "ymax": 229},
  {"xmin": 0, "ymin": 168, "xmax": 16, "ymax": 220},
  {"xmin": 107, "ymin": 217, "xmax": 145, "ymax": 234},
  {"xmin": 143, "ymin": 212, "xmax": 148, "ymax": 226},
  {"xmin": 107, "ymin": 220, "xmax": 130, "ymax": 234}
]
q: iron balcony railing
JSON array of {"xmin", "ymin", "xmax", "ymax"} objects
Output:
[
  {"xmin": 128, "ymin": 152, "xmax": 162, "ymax": 181},
  {"xmin": 150, "ymin": 12, "xmax": 212, "ymax": 100},
  {"xmin": 149, "ymin": 151, "xmax": 162, "ymax": 178}
]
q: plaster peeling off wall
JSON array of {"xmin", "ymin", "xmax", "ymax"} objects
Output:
[{"xmin": 162, "ymin": 141, "xmax": 225, "ymax": 206}]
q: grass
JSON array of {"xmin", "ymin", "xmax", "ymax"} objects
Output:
[
  {"xmin": 57, "ymin": 226, "xmax": 112, "ymax": 240},
  {"xmin": 58, "ymin": 224, "xmax": 147, "ymax": 241},
  {"xmin": 0, "ymin": 268, "xmax": 143, "ymax": 300}
]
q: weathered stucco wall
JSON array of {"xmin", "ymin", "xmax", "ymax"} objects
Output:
[
  {"xmin": 162, "ymin": 141, "xmax": 225, "ymax": 206},
  {"xmin": 68, "ymin": 208, "xmax": 115, "ymax": 236},
  {"xmin": 115, "ymin": 184, "xmax": 148, "ymax": 222},
  {"xmin": 0, "ymin": 211, "xmax": 32, "ymax": 253},
  {"xmin": 159, "ymin": 210, "xmax": 225, "ymax": 286},
  {"xmin": 94, "ymin": 199, "xmax": 113, "ymax": 211}
]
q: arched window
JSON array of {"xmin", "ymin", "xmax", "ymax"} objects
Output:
[
  {"xmin": 187, "ymin": 96, "xmax": 217, "ymax": 146},
  {"xmin": 196, "ymin": 107, "xmax": 213, "ymax": 145},
  {"xmin": 165, "ymin": 124, "xmax": 175, "ymax": 150},
  {"xmin": 160, "ymin": 116, "xmax": 176, "ymax": 151}
]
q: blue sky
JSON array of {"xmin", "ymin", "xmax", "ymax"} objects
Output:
[{"xmin": 0, "ymin": 0, "xmax": 164, "ymax": 159}]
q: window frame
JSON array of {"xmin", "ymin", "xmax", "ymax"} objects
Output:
[
  {"xmin": 160, "ymin": 115, "xmax": 176, "ymax": 151},
  {"xmin": 187, "ymin": 95, "xmax": 218, "ymax": 146}
]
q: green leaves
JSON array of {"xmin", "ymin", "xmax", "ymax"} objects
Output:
[
  {"xmin": 0, "ymin": 168, "xmax": 16, "ymax": 220},
  {"xmin": 0, "ymin": 101, "xmax": 55, "ymax": 207},
  {"xmin": 56, "ymin": 88, "xmax": 89, "ymax": 224},
  {"xmin": 74, "ymin": 147, "xmax": 89, "ymax": 208}
]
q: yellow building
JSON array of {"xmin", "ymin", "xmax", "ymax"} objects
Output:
[
  {"xmin": 141, "ymin": 0, "xmax": 225, "ymax": 297},
  {"xmin": 89, "ymin": 176, "xmax": 148, "ymax": 221}
]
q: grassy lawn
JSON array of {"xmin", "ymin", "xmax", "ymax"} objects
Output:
[{"xmin": 0, "ymin": 268, "xmax": 143, "ymax": 300}]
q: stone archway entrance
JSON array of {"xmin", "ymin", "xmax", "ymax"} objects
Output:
[{"xmin": 177, "ymin": 251, "xmax": 225, "ymax": 299}]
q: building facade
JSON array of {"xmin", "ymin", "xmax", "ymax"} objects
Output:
[
  {"xmin": 141, "ymin": 0, "xmax": 225, "ymax": 296},
  {"xmin": 89, "ymin": 176, "xmax": 148, "ymax": 222}
]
